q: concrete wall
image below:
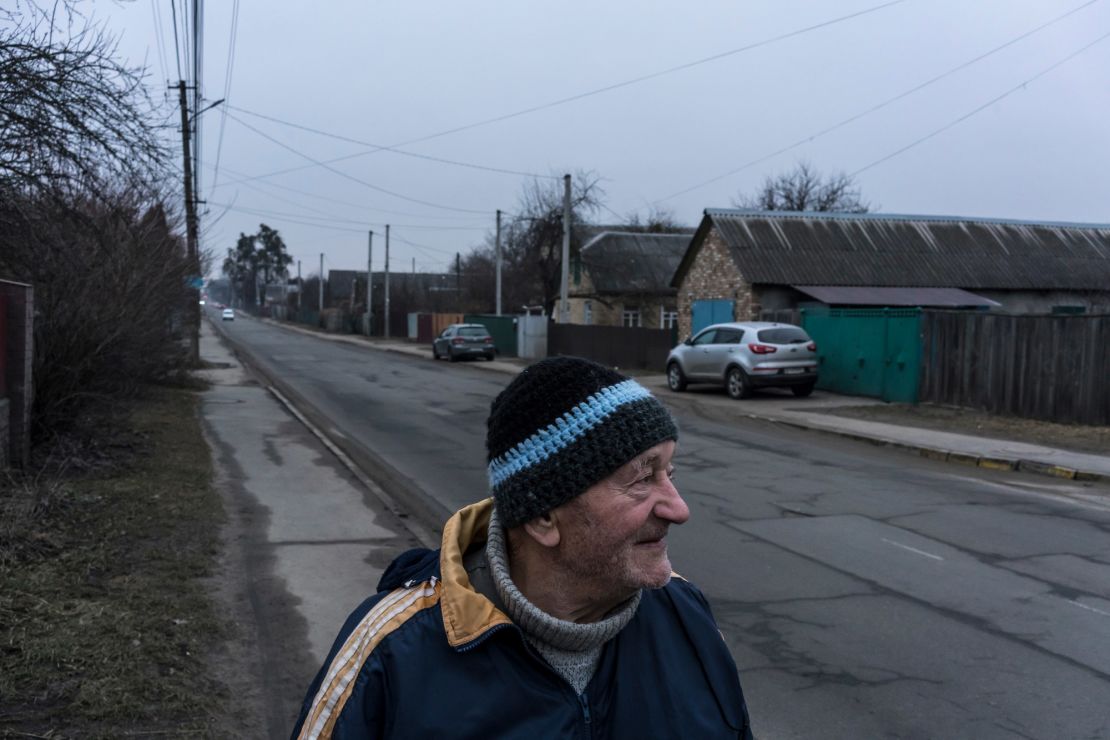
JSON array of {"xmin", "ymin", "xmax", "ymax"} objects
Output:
[
  {"xmin": 675, "ymin": 227, "xmax": 752, "ymax": 339},
  {"xmin": 0, "ymin": 280, "xmax": 33, "ymax": 468}
]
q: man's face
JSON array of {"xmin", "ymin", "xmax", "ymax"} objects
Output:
[{"xmin": 554, "ymin": 440, "xmax": 689, "ymax": 597}]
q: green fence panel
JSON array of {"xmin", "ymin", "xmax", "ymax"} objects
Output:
[
  {"xmin": 802, "ymin": 307, "xmax": 921, "ymax": 402},
  {"xmin": 464, "ymin": 314, "xmax": 518, "ymax": 357}
]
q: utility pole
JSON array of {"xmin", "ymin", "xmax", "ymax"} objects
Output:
[
  {"xmin": 319, "ymin": 252, "xmax": 324, "ymax": 316},
  {"xmin": 495, "ymin": 209, "xmax": 502, "ymax": 315},
  {"xmin": 366, "ymin": 230, "xmax": 373, "ymax": 336},
  {"xmin": 411, "ymin": 257, "xmax": 415, "ymax": 274},
  {"xmin": 456, "ymin": 252, "xmax": 461, "ymax": 313},
  {"xmin": 176, "ymin": 80, "xmax": 200, "ymax": 364},
  {"xmin": 297, "ymin": 260, "xmax": 302, "ymax": 311},
  {"xmin": 560, "ymin": 173, "xmax": 571, "ymax": 324},
  {"xmin": 384, "ymin": 225, "xmax": 391, "ymax": 340}
]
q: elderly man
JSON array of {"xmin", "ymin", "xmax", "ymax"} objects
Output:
[{"xmin": 292, "ymin": 357, "xmax": 753, "ymax": 739}]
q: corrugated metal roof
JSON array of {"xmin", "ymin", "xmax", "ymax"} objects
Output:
[
  {"xmin": 702, "ymin": 209, "xmax": 1110, "ymax": 290},
  {"xmin": 580, "ymin": 231, "xmax": 692, "ymax": 294},
  {"xmin": 793, "ymin": 285, "xmax": 1000, "ymax": 307}
]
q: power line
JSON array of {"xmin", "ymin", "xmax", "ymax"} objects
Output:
[
  {"xmin": 657, "ymin": 0, "xmax": 1102, "ymax": 202},
  {"xmin": 212, "ymin": 1, "xmax": 905, "ymax": 188},
  {"xmin": 150, "ymin": 0, "xmax": 170, "ymax": 87},
  {"xmin": 851, "ymin": 27, "xmax": 1110, "ymax": 177},
  {"xmin": 168, "ymin": 0, "xmax": 183, "ymax": 79},
  {"xmin": 206, "ymin": 159, "xmax": 491, "ymax": 221},
  {"xmin": 382, "ymin": 0, "xmax": 908, "ymax": 152},
  {"xmin": 209, "ymin": 0, "xmax": 239, "ymax": 197},
  {"xmin": 225, "ymin": 105, "xmax": 558, "ymax": 180},
  {"xmin": 223, "ymin": 110, "xmax": 488, "ymax": 214}
]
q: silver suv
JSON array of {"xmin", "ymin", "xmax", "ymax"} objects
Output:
[{"xmin": 666, "ymin": 322, "xmax": 818, "ymax": 399}]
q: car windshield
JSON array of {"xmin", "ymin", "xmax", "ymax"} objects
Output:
[
  {"xmin": 458, "ymin": 326, "xmax": 487, "ymax": 337},
  {"xmin": 758, "ymin": 326, "xmax": 809, "ymax": 344}
]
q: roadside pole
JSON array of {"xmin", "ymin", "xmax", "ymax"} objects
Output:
[
  {"xmin": 366, "ymin": 230, "xmax": 373, "ymax": 336},
  {"xmin": 384, "ymin": 225, "xmax": 391, "ymax": 340},
  {"xmin": 560, "ymin": 173, "xmax": 571, "ymax": 324},
  {"xmin": 297, "ymin": 260, "xmax": 302, "ymax": 311},
  {"xmin": 495, "ymin": 209, "xmax": 502, "ymax": 315},
  {"xmin": 176, "ymin": 80, "xmax": 200, "ymax": 364},
  {"xmin": 319, "ymin": 253, "xmax": 324, "ymax": 317}
]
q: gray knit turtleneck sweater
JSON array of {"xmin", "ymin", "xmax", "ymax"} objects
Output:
[{"xmin": 476, "ymin": 506, "xmax": 641, "ymax": 694}]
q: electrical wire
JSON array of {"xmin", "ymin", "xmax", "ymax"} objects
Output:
[
  {"xmin": 225, "ymin": 105, "xmax": 558, "ymax": 180},
  {"xmin": 169, "ymin": 0, "xmax": 183, "ymax": 79},
  {"xmin": 382, "ymin": 0, "xmax": 908, "ymax": 154},
  {"xmin": 209, "ymin": 0, "xmax": 239, "ymax": 197},
  {"xmin": 213, "ymin": 1, "xmax": 905, "ymax": 188},
  {"xmin": 206, "ymin": 159, "xmax": 491, "ymax": 221},
  {"xmin": 851, "ymin": 27, "xmax": 1110, "ymax": 177},
  {"xmin": 150, "ymin": 0, "xmax": 170, "ymax": 87},
  {"xmin": 657, "ymin": 0, "xmax": 1102, "ymax": 202},
  {"xmin": 222, "ymin": 111, "xmax": 489, "ymax": 214}
]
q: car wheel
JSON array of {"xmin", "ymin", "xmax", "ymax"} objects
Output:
[
  {"xmin": 485, "ymin": 353, "xmax": 495, "ymax": 361},
  {"xmin": 448, "ymin": 349, "xmax": 457, "ymax": 363},
  {"xmin": 791, "ymin": 382, "xmax": 815, "ymax": 398},
  {"xmin": 666, "ymin": 362, "xmax": 687, "ymax": 392},
  {"xmin": 432, "ymin": 345, "xmax": 440, "ymax": 359},
  {"xmin": 726, "ymin": 366, "xmax": 752, "ymax": 400}
]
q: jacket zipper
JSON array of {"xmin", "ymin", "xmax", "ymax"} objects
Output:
[{"xmin": 578, "ymin": 692, "xmax": 592, "ymax": 736}]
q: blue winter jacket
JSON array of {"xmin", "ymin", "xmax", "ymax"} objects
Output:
[{"xmin": 292, "ymin": 499, "xmax": 753, "ymax": 739}]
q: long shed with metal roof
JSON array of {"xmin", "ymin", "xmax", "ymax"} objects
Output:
[{"xmin": 671, "ymin": 209, "xmax": 1110, "ymax": 338}]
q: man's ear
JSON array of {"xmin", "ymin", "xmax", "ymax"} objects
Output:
[{"xmin": 521, "ymin": 512, "xmax": 561, "ymax": 548}]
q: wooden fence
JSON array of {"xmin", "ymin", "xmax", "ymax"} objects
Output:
[
  {"xmin": 919, "ymin": 311, "xmax": 1110, "ymax": 426},
  {"xmin": 548, "ymin": 324, "xmax": 677, "ymax": 372}
]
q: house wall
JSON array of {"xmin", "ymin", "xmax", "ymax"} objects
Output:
[
  {"xmin": 676, "ymin": 227, "xmax": 751, "ymax": 338},
  {"xmin": 568, "ymin": 267, "xmax": 677, "ymax": 328}
]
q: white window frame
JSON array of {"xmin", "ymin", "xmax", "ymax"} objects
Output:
[
  {"xmin": 660, "ymin": 306, "xmax": 678, "ymax": 330},
  {"xmin": 622, "ymin": 306, "xmax": 641, "ymax": 328}
]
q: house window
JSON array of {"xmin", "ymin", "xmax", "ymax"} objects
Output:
[
  {"xmin": 660, "ymin": 306, "xmax": 678, "ymax": 329},
  {"xmin": 1051, "ymin": 305, "xmax": 1085, "ymax": 315},
  {"xmin": 622, "ymin": 306, "xmax": 641, "ymax": 328},
  {"xmin": 584, "ymin": 300, "xmax": 593, "ymax": 326}
]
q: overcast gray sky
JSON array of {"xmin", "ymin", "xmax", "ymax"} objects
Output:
[{"xmin": 100, "ymin": 0, "xmax": 1110, "ymax": 277}]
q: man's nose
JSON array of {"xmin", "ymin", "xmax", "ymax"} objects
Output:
[{"xmin": 654, "ymin": 477, "xmax": 690, "ymax": 525}]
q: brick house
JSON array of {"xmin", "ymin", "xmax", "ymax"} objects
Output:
[
  {"xmin": 671, "ymin": 209, "xmax": 1110, "ymax": 338},
  {"xmin": 567, "ymin": 231, "xmax": 692, "ymax": 330}
]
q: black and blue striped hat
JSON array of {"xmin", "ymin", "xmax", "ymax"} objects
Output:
[{"xmin": 486, "ymin": 356, "xmax": 678, "ymax": 529}]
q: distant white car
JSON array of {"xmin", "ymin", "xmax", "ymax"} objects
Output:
[{"xmin": 221, "ymin": 308, "xmax": 235, "ymax": 321}]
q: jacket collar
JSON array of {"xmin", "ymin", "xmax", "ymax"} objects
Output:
[{"xmin": 438, "ymin": 498, "xmax": 514, "ymax": 648}]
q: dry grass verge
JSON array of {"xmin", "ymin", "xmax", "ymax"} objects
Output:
[{"xmin": 0, "ymin": 387, "xmax": 226, "ymax": 738}]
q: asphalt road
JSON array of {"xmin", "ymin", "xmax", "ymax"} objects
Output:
[{"xmin": 212, "ymin": 310, "xmax": 1110, "ymax": 740}]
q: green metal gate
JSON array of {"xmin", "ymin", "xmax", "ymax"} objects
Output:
[
  {"xmin": 801, "ymin": 307, "xmax": 922, "ymax": 402},
  {"xmin": 465, "ymin": 314, "xmax": 518, "ymax": 357}
]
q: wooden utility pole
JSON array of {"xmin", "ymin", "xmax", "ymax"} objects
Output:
[
  {"xmin": 176, "ymin": 80, "xmax": 200, "ymax": 364},
  {"xmin": 366, "ymin": 230, "xmax": 373, "ymax": 336},
  {"xmin": 495, "ymin": 209, "xmax": 502, "ymax": 315},
  {"xmin": 319, "ymin": 253, "xmax": 324, "ymax": 316},
  {"xmin": 456, "ymin": 252, "xmax": 461, "ymax": 313},
  {"xmin": 384, "ymin": 225, "xmax": 391, "ymax": 339},
  {"xmin": 560, "ymin": 173, "xmax": 571, "ymax": 324},
  {"xmin": 297, "ymin": 260, "xmax": 302, "ymax": 311}
]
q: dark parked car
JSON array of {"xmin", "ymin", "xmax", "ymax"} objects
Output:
[
  {"xmin": 433, "ymin": 323, "xmax": 496, "ymax": 361},
  {"xmin": 666, "ymin": 321, "xmax": 818, "ymax": 399}
]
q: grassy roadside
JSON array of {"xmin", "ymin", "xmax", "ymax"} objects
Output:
[{"xmin": 0, "ymin": 387, "xmax": 227, "ymax": 738}]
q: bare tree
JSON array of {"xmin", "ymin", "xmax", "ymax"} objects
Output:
[
  {"xmin": 506, "ymin": 172, "xmax": 604, "ymax": 316},
  {"xmin": 733, "ymin": 161, "xmax": 870, "ymax": 213},
  {"xmin": 622, "ymin": 205, "xmax": 688, "ymax": 233},
  {"xmin": 0, "ymin": 5, "xmax": 168, "ymax": 196}
]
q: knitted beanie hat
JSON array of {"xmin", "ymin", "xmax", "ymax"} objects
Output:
[{"xmin": 486, "ymin": 356, "xmax": 678, "ymax": 529}]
